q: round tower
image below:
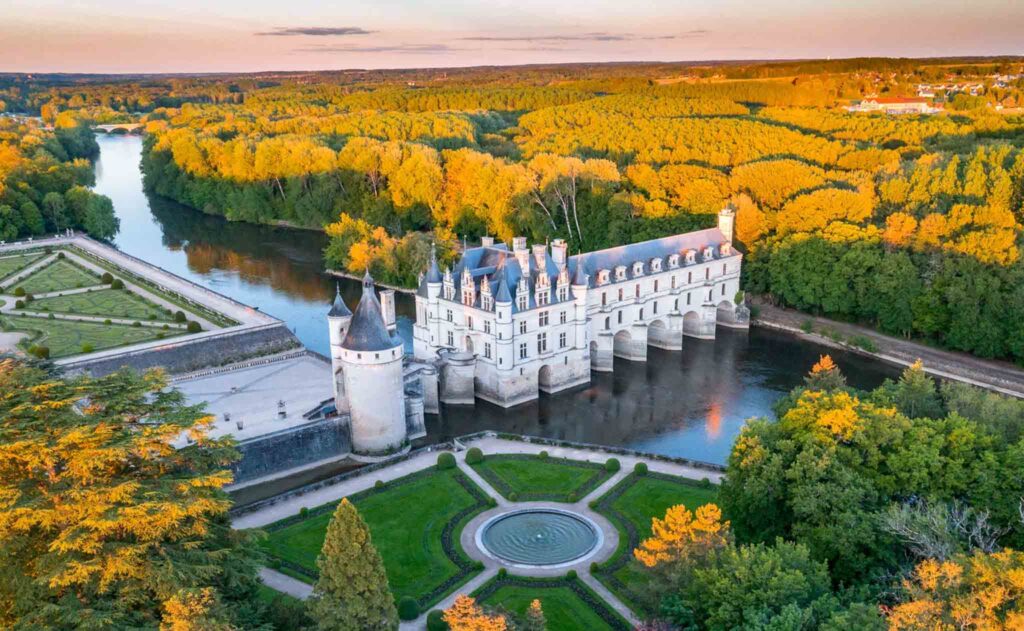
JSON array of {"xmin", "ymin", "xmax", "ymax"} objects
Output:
[
  {"xmin": 327, "ymin": 283, "xmax": 352, "ymax": 411},
  {"xmin": 340, "ymin": 271, "xmax": 407, "ymax": 454},
  {"xmin": 718, "ymin": 204, "xmax": 736, "ymax": 244}
]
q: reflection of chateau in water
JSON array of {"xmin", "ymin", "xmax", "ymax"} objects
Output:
[{"xmin": 428, "ymin": 328, "xmax": 900, "ymax": 464}]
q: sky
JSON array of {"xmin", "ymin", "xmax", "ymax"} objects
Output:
[{"xmin": 3, "ymin": 0, "xmax": 1023, "ymax": 74}]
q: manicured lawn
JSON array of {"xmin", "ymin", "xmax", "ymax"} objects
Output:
[
  {"xmin": 30, "ymin": 287, "xmax": 174, "ymax": 322},
  {"xmin": 0, "ymin": 253, "xmax": 43, "ymax": 282},
  {"xmin": 261, "ymin": 468, "xmax": 490, "ymax": 608},
  {"xmin": 474, "ymin": 575, "xmax": 630, "ymax": 631},
  {"xmin": 13, "ymin": 258, "xmax": 101, "ymax": 294},
  {"xmin": 470, "ymin": 454, "xmax": 614, "ymax": 502},
  {"xmin": 0, "ymin": 314, "xmax": 183, "ymax": 358},
  {"xmin": 592, "ymin": 472, "xmax": 719, "ymax": 615}
]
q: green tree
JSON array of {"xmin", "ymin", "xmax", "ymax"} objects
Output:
[
  {"xmin": 83, "ymin": 193, "xmax": 120, "ymax": 240},
  {"xmin": 41, "ymin": 191, "xmax": 68, "ymax": 232},
  {"xmin": 308, "ymin": 499, "xmax": 398, "ymax": 631}
]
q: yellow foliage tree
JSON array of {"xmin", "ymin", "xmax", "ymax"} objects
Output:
[
  {"xmin": 635, "ymin": 503, "xmax": 731, "ymax": 568},
  {"xmin": 443, "ymin": 595, "xmax": 508, "ymax": 631},
  {"xmin": 883, "ymin": 212, "xmax": 918, "ymax": 248}
]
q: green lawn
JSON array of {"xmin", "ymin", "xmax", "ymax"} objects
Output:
[
  {"xmin": 470, "ymin": 454, "xmax": 613, "ymax": 502},
  {"xmin": 0, "ymin": 314, "xmax": 183, "ymax": 358},
  {"xmin": 13, "ymin": 258, "xmax": 102, "ymax": 294},
  {"xmin": 261, "ymin": 468, "xmax": 489, "ymax": 608},
  {"xmin": 474, "ymin": 575, "xmax": 630, "ymax": 631},
  {"xmin": 30, "ymin": 288, "xmax": 174, "ymax": 322},
  {"xmin": 592, "ymin": 472, "xmax": 719, "ymax": 615},
  {"xmin": 0, "ymin": 254, "xmax": 43, "ymax": 282}
]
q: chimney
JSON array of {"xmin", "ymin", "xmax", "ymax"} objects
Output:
[
  {"xmin": 480, "ymin": 236, "xmax": 494, "ymax": 247},
  {"xmin": 532, "ymin": 243, "xmax": 548, "ymax": 267},
  {"xmin": 380, "ymin": 289, "xmax": 397, "ymax": 332},
  {"xmin": 718, "ymin": 204, "xmax": 736, "ymax": 243},
  {"xmin": 512, "ymin": 236, "xmax": 530, "ymax": 271},
  {"xmin": 550, "ymin": 238, "xmax": 568, "ymax": 267}
]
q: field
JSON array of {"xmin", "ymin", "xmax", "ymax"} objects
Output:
[
  {"xmin": 13, "ymin": 258, "xmax": 101, "ymax": 294},
  {"xmin": 0, "ymin": 314, "xmax": 181, "ymax": 358},
  {"xmin": 592, "ymin": 472, "xmax": 719, "ymax": 614},
  {"xmin": 469, "ymin": 454, "xmax": 614, "ymax": 502},
  {"xmin": 261, "ymin": 468, "xmax": 490, "ymax": 608},
  {"xmin": 30, "ymin": 287, "xmax": 174, "ymax": 322}
]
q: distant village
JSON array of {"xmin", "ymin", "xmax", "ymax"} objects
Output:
[{"xmin": 845, "ymin": 68, "xmax": 1023, "ymax": 115}]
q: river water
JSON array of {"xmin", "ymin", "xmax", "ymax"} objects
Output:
[{"xmin": 93, "ymin": 135, "xmax": 899, "ymax": 467}]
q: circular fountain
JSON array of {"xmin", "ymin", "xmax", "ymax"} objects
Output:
[{"xmin": 479, "ymin": 509, "xmax": 600, "ymax": 566}]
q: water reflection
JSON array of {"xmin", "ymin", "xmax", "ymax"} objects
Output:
[{"xmin": 94, "ymin": 135, "xmax": 900, "ymax": 466}]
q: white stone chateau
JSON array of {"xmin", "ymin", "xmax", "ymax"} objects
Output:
[{"xmin": 412, "ymin": 207, "xmax": 748, "ymax": 408}]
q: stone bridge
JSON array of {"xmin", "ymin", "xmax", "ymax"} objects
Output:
[{"xmin": 93, "ymin": 123, "xmax": 144, "ymax": 134}]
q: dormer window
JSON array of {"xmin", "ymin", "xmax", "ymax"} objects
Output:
[
  {"xmin": 598, "ymin": 269, "xmax": 610, "ymax": 285},
  {"xmin": 685, "ymin": 250, "xmax": 696, "ymax": 265},
  {"xmin": 517, "ymin": 293, "xmax": 528, "ymax": 311},
  {"xmin": 721, "ymin": 243, "xmax": 732, "ymax": 256},
  {"xmin": 482, "ymin": 295, "xmax": 493, "ymax": 311},
  {"xmin": 557, "ymin": 285, "xmax": 569, "ymax": 302},
  {"xmin": 668, "ymin": 254, "xmax": 680, "ymax": 268},
  {"xmin": 703, "ymin": 246, "xmax": 715, "ymax": 260},
  {"xmin": 615, "ymin": 266, "xmax": 627, "ymax": 281},
  {"xmin": 632, "ymin": 261, "xmax": 644, "ymax": 277},
  {"xmin": 650, "ymin": 258, "xmax": 662, "ymax": 273}
]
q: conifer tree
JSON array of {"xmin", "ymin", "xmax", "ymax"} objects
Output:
[
  {"xmin": 523, "ymin": 599, "xmax": 547, "ymax": 631},
  {"xmin": 309, "ymin": 499, "xmax": 398, "ymax": 631}
]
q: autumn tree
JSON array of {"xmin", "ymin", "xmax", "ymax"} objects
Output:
[
  {"xmin": 0, "ymin": 360, "xmax": 263, "ymax": 630},
  {"xmin": 308, "ymin": 498, "xmax": 398, "ymax": 631},
  {"xmin": 635, "ymin": 503, "xmax": 732, "ymax": 569},
  {"xmin": 443, "ymin": 595, "xmax": 508, "ymax": 631},
  {"xmin": 523, "ymin": 599, "xmax": 546, "ymax": 631}
]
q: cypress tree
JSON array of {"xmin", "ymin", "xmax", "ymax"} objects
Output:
[{"xmin": 309, "ymin": 499, "xmax": 398, "ymax": 631}]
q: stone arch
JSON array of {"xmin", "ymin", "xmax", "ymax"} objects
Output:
[
  {"xmin": 716, "ymin": 300, "xmax": 736, "ymax": 325},
  {"xmin": 613, "ymin": 328, "xmax": 647, "ymax": 361},
  {"xmin": 647, "ymin": 318, "xmax": 681, "ymax": 351},
  {"xmin": 464, "ymin": 335, "xmax": 474, "ymax": 354},
  {"xmin": 538, "ymin": 364, "xmax": 555, "ymax": 392}
]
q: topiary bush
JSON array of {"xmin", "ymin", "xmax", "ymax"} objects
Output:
[
  {"xmin": 186, "ymin": 321, "xmax": 202, "ymax": 333},
  {"xmin": 14, "ymin": 300, "xmax": 23, "ymax": 309},
  {"xmin": 56, "ymin": 252, "xmax": 65, "ymax": 259},
  {"xmin": 375, "ymin": 479, "xmax": 385, "ymax": 488},
  {"xmin": 539, "ymin": 450, "xmax": 549, "ymax": 459},
  {"xmin": 101, "ymin": 272, "xmax": 113, "ymax": 284},
  {"xmin": 567, "ymin": 492, "xmax": 578, "ymax": 503},
  {"xmin": 465, "ymin": 447, "xmax": 484, "ymax": 465},
  {"xmin": 590, "ymin": 562, "xmax": 600, "ymax": 573},
  {"xmin": 605, "ymin": 458, "xmax": 620, "ymax": 472},
  {"xmin": 497, "ymin": 568, "xmax": 507, "ymax": 578},
  {"xmin": 508, "ymin": 492, "xmax": 519, "ymax": 502},
  {"xmin": 426, "ymin": 609, "xmax": 448, "ymax": 631},
  {"xmin": 32, "ymin": 346, "xmax": 50, "ymax": 359},
  {"xmin": 13, "ymin": 287, "xmax": 25, "ymax": 297},
  {"xmin": 80, "ymin": 343, "xmax": 94, "ymax": 353},
  {"xmin": 174, "ymin": 310, "xmax": 187, "ymax": 323},
  {"xmin": 566, "ymin": 569, "xmax": 577, "ymax": 579},
  {"xmin": 634, "ymin": 462, "xmax": 648, "ymax": 476},
  {"xmin": 299, "ymin": 506, "xmax": 309, "ymax": 518},
  {"xmin": 103, "ymin": 319, "xmax": 112, "ymax": 325},
  {"xmin": 131, "ymin": 321, "xmax": 141, "ymax": 328},
  {"xmin": 398, "ymin": 596, "xmax": 419, "ymax": 621},
  {"xmin": 700, "ymin": 477, "xmax": 713, "ymax": 489},
  {"xmin": 110, "ymin": 279, "xmax": 124, "ymax": 290},
  {"xmin": 436, "ymin": 452, "xmax": 456, "ymax": 470}
]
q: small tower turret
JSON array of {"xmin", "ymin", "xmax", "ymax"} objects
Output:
[
  {"xmin": 327, "ymin": 283, "xmax": 352, "ymax": 410},
  {"xmin": 718, "ymin": 204, "xmax": 736, "ymax": 244}
]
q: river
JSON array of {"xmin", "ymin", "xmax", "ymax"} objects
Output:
[{"xmin": 93, "ymin": 134, "xmax": 899, "ymax": 467}]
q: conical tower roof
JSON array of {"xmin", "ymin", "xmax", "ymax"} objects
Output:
[
  {"xmin": 572, "ymin": 254, "xmax": 589, "ymax": 286},
  {"xmin": 494, "ymin": 263, "xmax": 513, "ymax": 303},
  {"xmin": 327, "ymin": 282, "xmax": 352, "ymax": 318},
  {"xmin": 342, "ymin": 271, "xmax": 401, "ymax": 352}
]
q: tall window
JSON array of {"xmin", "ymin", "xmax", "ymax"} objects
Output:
[
  {"xmin": 618, "ymin": 288, "xmax": 624, "ymax": 302},
  {"xmin": 605, "ymin": 317, "xmax": 610, "ymax": 330},
  {"xmin": 484, "ymin": 343, "xmax": 492, "ymax": 359},
  {"xmin": 446, "ymin": 309, "xmax": 453, "ymax": 322},
  {"xmin": 447, "ymin": 331, "xmax": 454, "ymax": 346},
  {"xmin": 721, "ymin": 284, "xmax": 726, "ymax": 296},
  {"xmin": 519, "ymin": 343, "xmax": 528, "ymax": 359},
  {"xmin": 671, "ymin": 276, "xmax": 676, "ymax": 289},
  {"xmin": 559, "ymin": 311, "xmax": 567, "ymax": 324},
  {"xmin": 688, "ymin": 272, "xmax": 693, "ymax": 284},
  {"xmin": 559, "ymin": 332, "xmax": 567, "ymax": 348},
  {"xmin": 539, "ymin": 311, "xmax": 549, "ymax": 326},
  {"xmin": 467, "ymin": 316, "xmax": 473, "ymax": 330},
  {"xmin": 705, "ymin": 268, "xmax": 710, "ymax": 280},
  {"xmin": 722, "ymin": 263, "xmax": 727, "ymax": 275},
  {"xmin": 617, "ymin": 311, "xmax": 623, "ymax": 324},
  {"xmin": 635, "ymin": 284, "xmax": 640, "ymax": 298},
  {"xmin": 484, "ymin": 320, "xmax": 492, "ymax": 334},
  {"xmin": 519, "ymin": 321, "xmax": 527, "ymax": 334},
  {"xmin": 602, "ymin": 292, "xmax": 607, "ymax": 306},
  {"xmin": 537, "ymin": 332, "xmax": 547, "ymax": 354},
  {"xmin": 654, "ymin": 279, "xmax": 659, "ymax": 292},
  {"xmin": 653, "ymin": 302, "xmax": 658, "ymax": 314},
  {"xmin": 687, "ymin": 293, "xmax": 692, "ymax": 306}
]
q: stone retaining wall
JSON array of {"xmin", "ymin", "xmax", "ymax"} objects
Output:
[
  {"xmin": 233, "ymin": 416, "xmax": 352, "ymax": 483},
  {"xmin": 63, "ymin": 323, "xmax": 302, "ymax": 377}
]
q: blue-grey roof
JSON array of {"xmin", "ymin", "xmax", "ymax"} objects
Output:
[
  {"xmin": 425, "ymin": 243, "xmax": 443, "ymax": 283},
  {"xmin": 493, "ymin": 264, "xmax": 512, "ymax": 303},
  {"xmin": 327, "ymin": 283, "xmax": 352, "ymax": 318},
  {"xmin": 342, "ymin": 271, "xmax": 402, "ymax": 352},
  {"xmin": 567, "ymin": 228, "xmax": 731, "ymax": 288}
]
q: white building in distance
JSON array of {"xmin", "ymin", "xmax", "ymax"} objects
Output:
[{"xmin": 413, "ymin": 208, "xmax": 748, "ymax": 408}]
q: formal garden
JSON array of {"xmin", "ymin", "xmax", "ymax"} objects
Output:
[
  {"xmin": 256, "ymin": 445, "xmax": 720, "ymax": 630},
  {"xmin": 0, "ymin": 247, "xmax": 221, "ymax": 359}
]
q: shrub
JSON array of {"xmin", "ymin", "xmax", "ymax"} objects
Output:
[
  {"xmin": 566, "ymin": 570, "xmax": 577, "ymax": 579},
  {"xmin": 56, "ymin": 252, "xmax": 65, "ymax": 259},
  {"xmin": 590, "ymin": 562, "xmax": 600, "ymax": 573},
  {"xmin": 436, "ymin": 452, "xmax": 457, "ymax": 470},
  {"xmin": 487, "ymin": 497, "xmax": 498, "ymax": 508},
  {"xmin": 14, "ymin": 300, "xmax": 23, "ymax": 309},
  {"xmin": 131, "ymin": 321, "xmax": 141, "ymax": 328},
  {"xmin": 33, "ymin": 346, "xmax": 50, "ymax": 359},
  {"xmin": 605, "ymin": 458, "xmax": 621, "ymax": 472},
  {"xmin": 426, "ymin": 609, "xmax": 448, "ymax": 631},
  {"xmin": 100, "ymin": 272, "xmax": 113, "ymax": 284},
  {"xmin": 375, "ymin": 479, "xmax": 385, "ymax": 488},
  {"xmin": 497, "ymin": 568, "xmax": 508, "ymax": 578},
  {"xmin": 103, "ymin": 319, "xmax": 112, "ymax": 325},
  {"xmin": 47, "ymin": 313, "xmax": 54, "ymax": 319},
  {"xmin": 24, "ymin": 294, "xmax": 33, "ymax": 303},
  {"xmin": 174, "ymin": 310, "xmax": 187, "ymax": 323},
  {"xmin": 508, "ymin": 492, "xmax": 519, "ymax": 502},
  {"xmin": 186, "ymin": 321, "xmax": 202, "ymax": 333},
  {"xmin": 299, "ymin": 506, "xmax": 309, "ymax": 518},
  {"xmin": 398, "ymin": 596, "xmax": 419, "ymax": 621},
  {"xmin": 80, "ymin": 343, "xmax": 94, "ymax": 353},
  {"xmin": 13, "ymin": 287, "xmax": 24, "ymax": 297},
  {"xmin": 156, "ymin": 333, "xmax": 165, "ymax": 339},
  {"xmin": 465, "ymin": 447, "xmax": 484, "ymax": 464},
  {"xmin": 634, "ymin": 462, "xmax": 649, "ymax": 476},
  {"xmin": 473, "ymin": 560, "xmax": 485, "ymax": 571},
  {"xmin": 750, "ymin": 305, "xmax": 761, "ymax": 318},
  {"xmin": 162, "ymin": 324, "xmax": 169, "ymax": 329},
  {"xmin": 567, "ymin": 492, "xmax": 578, "ymax": 503},
  {"xmin": 539, "ymin": 450, "xmax": 549, "ymax": 459},
  {"xmin": 110, "ymin": 279, "xmax": 124, "ymax": 290},
  {"xmin": 700, "ymin": 477, "xmax": 713, "ymax": 489},
  {"xmin": 851, "ymin": 335, "xmax": 878, "ymax": 352},
  {"xmin": 800, "ymin": 319, "xmax": 814, "ymax": 333}
]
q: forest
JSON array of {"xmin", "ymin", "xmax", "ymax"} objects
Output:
[
  {"xmin": 0, "ymin": 117, "xmax": 119, "ymax": 241},
  {"xmin": 11, "ymin": 57, "xmax": 1024, "ymax": 362}
]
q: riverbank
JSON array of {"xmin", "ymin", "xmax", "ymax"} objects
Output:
[{"xmin": 753, "ymin": 301, "xmax": 1024, "ymax": 398}]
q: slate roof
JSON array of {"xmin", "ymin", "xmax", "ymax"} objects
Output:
[
  {"xmin": 327, "ymin": 283, "xmax": 352, "ymax": 318},
  {"xmin": 417, "ymin": 243, "xmax": 444, "ymax": 297},
  {"xmin": 342, "ymin": 271, "xmax": 402, "ymax": 352}
]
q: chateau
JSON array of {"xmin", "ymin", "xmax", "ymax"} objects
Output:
[{"xmin": 413, "ymin": 207, "xmax": 748, "ymax": 408}]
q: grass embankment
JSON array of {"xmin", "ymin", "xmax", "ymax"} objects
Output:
[
  {"xmin": 591, "ymin": 471, "xmax": 719, "ymax": 615},
  {"xmin": 470, "ymin": 453, "xmax": 614, "ymax": 502}
]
